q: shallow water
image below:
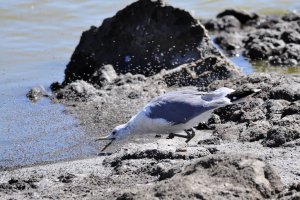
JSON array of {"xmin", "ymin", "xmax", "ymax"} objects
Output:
[{"xmin": 0, "ymin": 0, "xmax": 300, "ymax": 167}]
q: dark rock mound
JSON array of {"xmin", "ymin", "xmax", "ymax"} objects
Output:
[
  {"xmin": 64, "ymin": 0, "xmax": 224, "ymax": 85},
  {"xmin": 64, "ymin": 0, "xmax": 240, "ymax": 86},
  {"xmin": 113, "ymin": 154, "xmax": 284, "ymax": 200}
]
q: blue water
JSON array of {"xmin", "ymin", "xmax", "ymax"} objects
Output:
[
  {"xmin": 0, "ymin": 60, "xmax": 98, "ymax": 167},
  {"xmin": 230, "ymin": 56, "xmax": 254, "ymax": 74},
  {"xmin": 0, "ymin": 0, "xmax": 300, "ymax": 167},
  {"xmin": 0, "ymin": 98, "xmax": 97, "ymax": 167}
]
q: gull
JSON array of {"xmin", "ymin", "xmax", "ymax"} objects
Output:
[{"xmin": 96, "ymin": 87, "xmax": 240, "ymax": 150}]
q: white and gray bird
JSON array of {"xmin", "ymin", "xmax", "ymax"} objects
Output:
[{"xmin": 96, "ymin": 87, "xmax": 237, "ymax": 149}]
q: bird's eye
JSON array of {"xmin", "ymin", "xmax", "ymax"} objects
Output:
[{"xmin": 112, "ymin": 130, "xmax": 117, "ymax": 135}]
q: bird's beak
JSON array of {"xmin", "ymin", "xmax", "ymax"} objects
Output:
[
  {"xmin": 95, "ymin": 135, "xmax": 116, "ymax": 141},
  {"xmin": 95, "ymin": 135, "xmax": 116, "ymax": 152}
]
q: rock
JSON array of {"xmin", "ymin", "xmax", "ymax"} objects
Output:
[
  {"xmin": 214, "ymin": 32, "xmax": 243, "ymax": 55},
  {"xmin": 270, "ymin": 82, "xmax": 300, "ymax": 102},
  {"xmin": 56, "ymin": 80, "xmax": 102, "ymax": 102},
  {"xmin": 244, "ymin": 37, "xmax": 285, "ymax": 60},
  {"xmin": 63, "ymin": 0, "xmax": 230, "ymax": 85},
  {"xmin": 245, "ymin": 42, "xmax": 272, "ymax": 60},
  {"xmin": 26, "ymin": 86, "xmax": 49, "ymax": 102},
  {"xmin": 277, "ymin": 183, "xmax": 300, "ymax": 200},
  {"xmin": 212, "ymin": 104, "xmax": 243, "ymax": 123},
  {"xmin": 114, "ymin": 154, "xmax": 284, "ymax": 199},
  {"xmin": 282, "ymin": 12, "xmax": 300, "ymax": 22},
  {"xmin": 281, "ymin": 101, "xmax": 300, "ymax": 118},
  {"xmin": 202, "ymin": 16, "xmax": 241, "ymax": 31},
  {"xmin": 241, "ymin": 121, "xmax": 271, "ymax": 142},
  {"xmin": 203, "ymin": 9, "xmax": 259, "ymax": 31},
  {"xmin": 264, "ymin": 99, "xmax": 290, "ymax": 120},
  {"xmin": 206, "ymin": 74, "xmax": 300, "ymax": 146},
  {"xmin": 283, "ymin": 138, "xmax": 300, "ymax": 147},
  {"xmin": 268, "ymin": 56, "xmax": 298, "ymax": 66},
  {"xmin": 162, "ymin": 56, "xmax": 240, "ymax": 87},
  {"xmin": 256, "ymin": 15, "xmax": 281, "ymax": 29},
  {"xmin": 91, "ymin": 64, "xmax": 118, "ymax": 86},
  {"xmin": 0, "ymin": 178, "xmax": 39, "ymax": 192},
  {"xmin": 262, "ymin": 126, "xmax": 300, "ymax": 147},
  {"xmin": 283, "ymin": 44, "xmax": 300, "ymax": 61},
  {"xmin": 281, "ymin": 30, "xmax": 300, "ymax": 44},
  {"xmin": 206, "ymin": 10, "xmax": 300, "ymax": 67},
  {"xmin": 217, "ymin": 9, "xmax": 259, "ymax": 24},
  {"xmin": 213, "ymin": 123, "xmax": 246, "ymax": 141},
  {"xmin": 50, "ymin": 82, "xmax": 63, "ymax": 92}
]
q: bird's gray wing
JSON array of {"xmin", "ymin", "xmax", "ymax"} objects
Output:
[
  {"xmin": 146, "ymin": 88, "xmax": 235, "ymax": 125},
  {"xmin": 146, "ymin": 90, "xmax": 218, "ymax": 125}
]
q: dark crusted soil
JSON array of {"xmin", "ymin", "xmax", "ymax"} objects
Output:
[
  {"xmin": 202, "ymin": 9, "xmax": 300, "ymax": 67},
  {"xmin": 208, "ymin": 73, "xmax": 300, "ymax": 147}
]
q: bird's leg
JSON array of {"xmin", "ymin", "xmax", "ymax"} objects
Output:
[
  {"xmin": 184, "ymin": 128, "xmax": 195, "ymax": 143},
  {"xmin": 167, "ymin": 133, "xmax": 188, "ymax": 139},
  {"xmin": 167, "ymin": 128, "xmax": 196, "ymax": 143}
]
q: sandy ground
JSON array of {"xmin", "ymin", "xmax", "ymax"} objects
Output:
[
  {"xmin": 0, "ymin": 129, "xmax": 299, "ymax": 199},
  {"xmin": 3, "ymin": 72, "xmax": 300, "ymax": 199}
]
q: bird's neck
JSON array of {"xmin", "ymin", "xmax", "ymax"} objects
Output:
[{"xmin": 124, "ymin": 118, "xmax": 140, "ymax": 135}]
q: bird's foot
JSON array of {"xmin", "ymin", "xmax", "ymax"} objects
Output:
[
  {"xmin": 98, "ymin": 152, "xmax": 113, "ymax": 156},
  {"xmin": 167, "ymin": 133, "xmax": 175, "ymax": 139},
  {"xmin": 167, "ymin": 129, "xmax": 195, "ymax": 143}
]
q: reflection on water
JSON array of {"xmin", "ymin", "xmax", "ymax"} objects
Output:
[
  {"xmin": 0, "ymin": 97, "xmax": 98, "ymax": 168},
  {"xmin": 252, "ymin": 61, "xmax": 300, "ymax": 74},
  {"xmin": 0, "ymin": 0, "xmax": 300, "ymax": 167},
  {"xmin": 229, "ymin": 55, "xmax": 254, "ymax": 75}
]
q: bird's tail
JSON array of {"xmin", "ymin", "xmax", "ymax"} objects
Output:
[
  {"xmin": 226, "ymin": 88, "xmax": 261, "ymax": 103},
  {"xmin": 202, "ymin": 87, "xmax": 235, "ymax": 101},
  {"xmin": 202, "ymin": 87, "xmax": 235, "ymax": 107}
]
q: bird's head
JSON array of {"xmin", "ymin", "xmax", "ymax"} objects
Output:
[{"xmin": 96, "ymin": 124, "xmax": 131, "ymax": 141}]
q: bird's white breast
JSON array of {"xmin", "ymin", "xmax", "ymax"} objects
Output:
[{"xmin": 128, "ymin": 105, "xmax": 173, "ymax": 134}]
